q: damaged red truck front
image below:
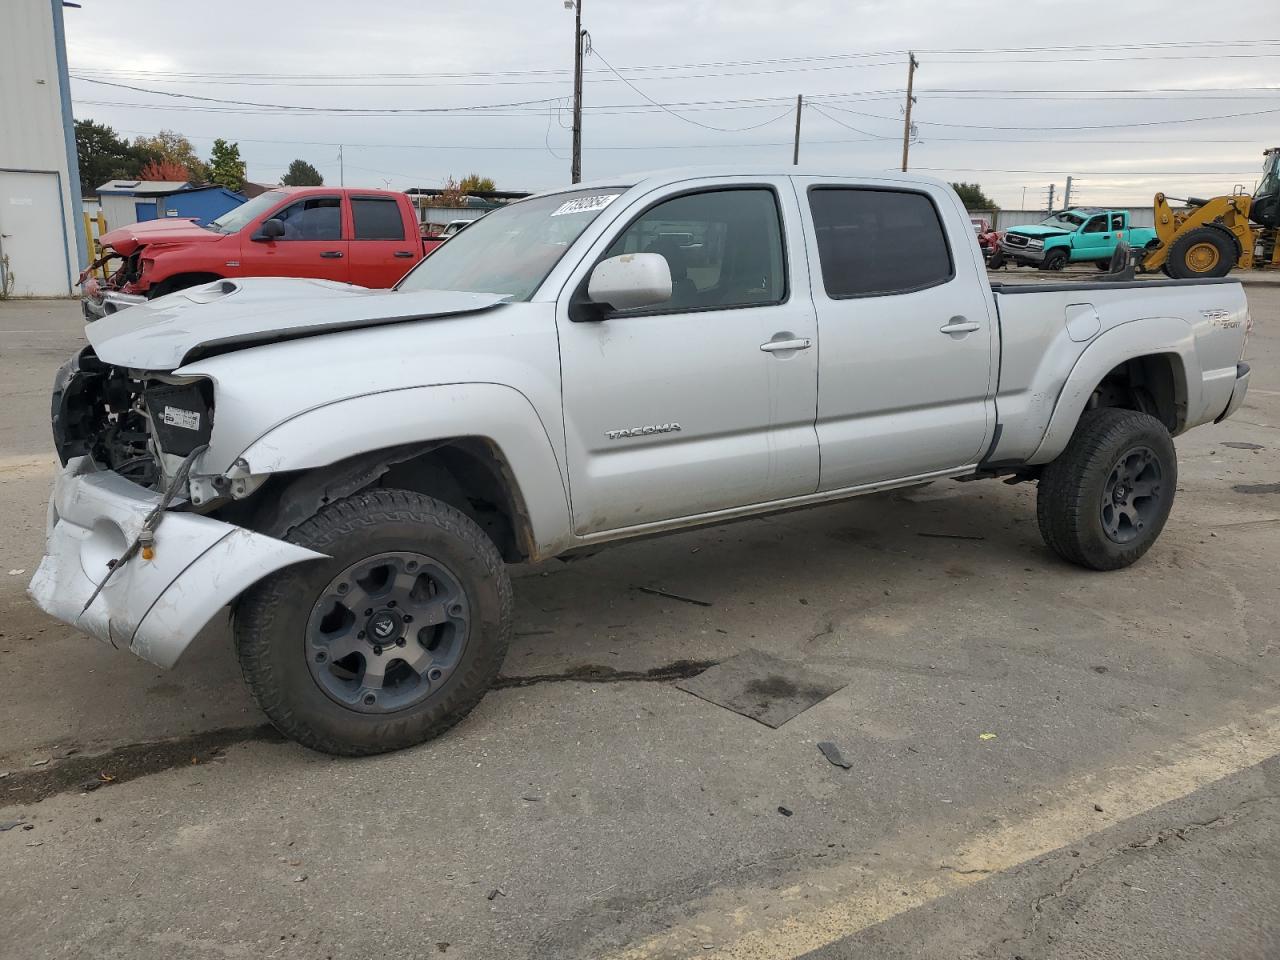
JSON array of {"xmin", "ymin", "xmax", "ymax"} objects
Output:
[{"xmin": 80, "ymin": 187, "xmax": 429, "ymax": 320}]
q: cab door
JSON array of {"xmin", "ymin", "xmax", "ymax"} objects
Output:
[
  {"xmin": 348, "ymin": 196, "xmax": 419, "ymax": 288},
  {"xmin": 1071, "ymin": 214, "xmax": 1113, "ymax": 261},
  {"xmin": 555, "ymin": 179, "xmax": 820, "ymax": 535},
  {"xmin": 796, "ymin": 179, "xmax": 996, "ymax": 490},
  {"xmin": 238, "ymin": 194, "xmax": 349, "ymax": 283}
]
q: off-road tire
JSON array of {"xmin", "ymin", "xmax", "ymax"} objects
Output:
[
  {"xmin": 1036, "ymin": 408, "xmax": 1177, "ymax": 570},
  {"xmin": 1042, "ymin": 249, "xmax": 1068, "ymax": 271},
  {"xmin": 1166, "ymin": 225, "xmax": 1236, "ymax": 279},
  {"xmin": 987, "ymin": 248, "xmax": 1006, "ymax": 269},
  {"xmin": 234, "ymin": 489, "xmax": 512, "ymax": 756}
]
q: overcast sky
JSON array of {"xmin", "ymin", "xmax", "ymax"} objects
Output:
[{"xmin": 65, "ymin": 0, "xmax": 1279, "ymax": 209}]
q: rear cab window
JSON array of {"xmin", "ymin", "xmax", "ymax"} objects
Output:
[
  {"xmin": 352, "ymin": 197, "xmax": 406, "ymax": 241},
  {"xmin": 807, "ymin": 187, "xmax": 953, "ymax": 298}
]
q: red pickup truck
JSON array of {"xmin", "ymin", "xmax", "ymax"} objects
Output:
[{"xmin": 81, "ymin": 187, "xmax": 429, "ymax": 319}]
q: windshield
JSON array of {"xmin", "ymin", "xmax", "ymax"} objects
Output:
[
  {"xmin": 397, "ymin": 188, "xmax": 627, "ymax": 299},
  {"xmin": 1040, "ymin": 211, "xmax": 1086, "ymax": 229},
  {"xmin": 1258, "ymin": 152, "xmax": 1279, "ymax": 197},
  {"xmin": 206, "ymin": 191, "xmax": 287, "ymax": 234}
]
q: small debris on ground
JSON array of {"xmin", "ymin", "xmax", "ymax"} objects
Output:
[
  {"xmin": 0, "ymin": 820, "xmax": 26, "ymax": 832},
  {"xmin": 292, "ymin": 874, "xmax": 307, "ymax": 883},
  {"xmin": 1093, "ymin": 803, "xmax": 1104, "ymax": 812},
  {"xmin": 520, "ymin": 794, "xmax": 541, "ymax": 802},
  {"xmin": 1222, "ymin": 441, "xmax": 1264, "ymax": 450},
  {"xmin": 635, "ymin": 586, "xmax": 713, "ymax": 607},
  {"xmin": 777, "ymin": 806, "xmax": 793, "ymax": 817},
  {"xmin": 917, "ymin": 532, "xmax": 986, "ymax": 541},
  {"xmin": 7, "ymin": 569, "xmax": 25, "ymax": 576},
  {"xmin": 1233, "ymin": 482, "xmax": 1280, "ymax": 495},
  {"xmin": 79, "ymin": 780, "xmax": 101, "ymax": 793},
  {"xmin": 486, "ymin": 888, "xmax": 506, "ymax": 900},
  {"xmin": 979, "ymin": 732, "xmax": 998, "ymax": 741},
  {"xmin": 817, "ymin": 741, "xmax": 853, "ymax": 769},
  {"xmin": 436, "ymin": 943, "xmax": 450, "ymax": 954},
  {"xmin": 29, "ymin": 758, "xmax": 49, "ymax": 767}
]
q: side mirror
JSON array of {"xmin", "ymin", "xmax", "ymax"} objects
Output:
[
  {"xmin": 253, "ymin": 218, "xmax": 285, "ymax": 241},
  {"xmin": 586, "ymin": 253, "xmax": 672, "ymax": 312}
]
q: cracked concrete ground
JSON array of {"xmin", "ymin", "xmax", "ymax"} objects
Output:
[{"xmin": 1, "ymin": 291, "xmax": 1279, "ymax": 959}]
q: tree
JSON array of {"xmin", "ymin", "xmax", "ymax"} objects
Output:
[
  {"xmin": 75, "ymin": 119, "xmax": 141, "ymax": 192},
  {"xmin": 435, "ymin": 176, "xmax": 467, "ymax": 208},
  {"xmin": 132, "ymin": 130, "xmax": 209, "ymax": 182},
  {"xmin": 281, "ymin": 159, "xmax": 324, "ymax": 186},
  {"xmin": 208, "ymin": 139, "xmax": 247, "ymax": 192},
  {"xmin": 138, "ymin": 158, "xmax": 193, "ymax": 182},
  {"xmin": 457, "ymin": 173, "xmax": 496, "ymax": 194},
  {"xmin": 951, "ymin": 182, "xmax": 999, "ymax": 212}
]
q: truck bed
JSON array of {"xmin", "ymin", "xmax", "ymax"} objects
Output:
[{"xmin": 987, "ymin": 276, "xmax": 1247, "ymax": 466}]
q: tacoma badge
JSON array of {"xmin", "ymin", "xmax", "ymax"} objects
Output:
[{"xmin": 606, "ymin": 423, "xmax": 682, "ymax": 440}]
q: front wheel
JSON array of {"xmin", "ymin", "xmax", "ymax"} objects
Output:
[
  {"xmin": 1036, "ymin": 408, "xmax": 1177, "ymax": 570},
  {"xmin": 987, "ymin": 249, "xmax": 1006, "ymax": 269},
  {"xmin": 234, "ymin": 488, "xmax": 512, "ymax": 756},
  {"xmin": 1043, "ymin": 249, "xmax": 1068, "ymax": 271}
]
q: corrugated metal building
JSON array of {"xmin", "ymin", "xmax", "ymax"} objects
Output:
[
  {"xmin": 97, "ymin": 179, "xmax": 193, "ymax": 227},
  {"xmin": 0, "ymin": 0, "xmax": 83, "ymax": 297},
  {"xmin": 156, "ymin": 185, "xmax": 246, "ymax": 225}
]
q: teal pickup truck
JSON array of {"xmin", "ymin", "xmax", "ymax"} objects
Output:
[{"xmin": 991, "ymin": 208, "xmax": 1156, "ymax": 271}]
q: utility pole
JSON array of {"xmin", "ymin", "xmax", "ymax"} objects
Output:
[
  {"xmin": 900, "ymin": 52, "xmax": 918, "ymax": 173},
  {"xmin": 1021, "ymin": 185, "xmax": 1027, "ymax": 208},
  {"xmin": 1063, "ymin": 176, "xmax": 1074, "ymax": 209},
  {"xmin": 1044, "ymin": 183, "xmax": 1056, "ymax": 213},
  {"xmin": 569, "ymin": 0, "xmax": 584, "ymax": 184},
  {"xmin": 338, "ymin": 144, "xmax": 344, "ymax": 187},
  {"xmin": 792, "ymin": 94, "xmax": 803, "ymax": 165}
]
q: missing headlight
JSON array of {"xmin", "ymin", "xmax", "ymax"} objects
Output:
[{"xmin": 145, "ymin": 381, "xmax": 214, "ymax": 455}]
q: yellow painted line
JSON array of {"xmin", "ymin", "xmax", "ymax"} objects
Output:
[{"xmin": 610, "ymin": 706, "xmax": 1280, "ymax": 960}]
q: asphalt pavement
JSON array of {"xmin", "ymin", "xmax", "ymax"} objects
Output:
[{"xmin": 1, "ymin": 285, "xmax": 1278, "ymax": 960}]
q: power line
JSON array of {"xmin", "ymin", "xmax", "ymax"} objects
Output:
[{"xmin": 819, "ymin": 100, "xmax": 1280, "ymax": 130}]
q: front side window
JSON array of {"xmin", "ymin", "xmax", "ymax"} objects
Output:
[
  {"xmin": 397, "ymin": 188, "xmax": 627, "ymax": 300},
  {"xmin": 602, "ymin": 188, "xmax": 785, "ymax": 312},
  {"xmin": 272, "ymin": 196, "xmax": 342, "ymax": 241},
  {"xmin": 1083, "ymin": 216, "xmax": 1108, "ymax": 234},
  {"xmin": 808, "ymin": 188, "xmax": 953, "ymax": 298},
  {"xmin": 352, "ymin": 198, "xmax": 405, "ymax": 241}
]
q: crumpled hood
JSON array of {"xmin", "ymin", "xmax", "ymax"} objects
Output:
[
  {"xmin": 86, "ymin": 277, "xmax": 508, "ymax": 371},
  {"xmin": 99, "ymin": 218, "xmax": 227, "ymax": 254},
  {"xmin": 1006, "ymin": 225, "xmax": 1070, "ymax": 238}
]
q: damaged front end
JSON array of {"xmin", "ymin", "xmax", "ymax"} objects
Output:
[
  {"xmin": 31, "ymin": 349, "xmax": 324, "ymax": 667},
  {"xmin": 78, "ymin": 249, "xmax": 146, "ymax": 321}
]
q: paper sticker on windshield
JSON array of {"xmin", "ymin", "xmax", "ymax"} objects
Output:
[{"xmin": 551, "ymin": 194, "xmax": 620, "ymax": 217}]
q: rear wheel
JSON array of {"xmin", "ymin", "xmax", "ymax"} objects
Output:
[
  {"xmin": 234, "ymin": 488, "xmax": 512, "ymax": 756},
  {"xmin": 1043, "ymin": 249, "xmax": 1068, "ymax": 271},
  {"xmin": 1166, "ymin": 226, "xmax": 1236, "ymax": 279},
  {"xmin": 1036, "ymin": 408, "xmax": 1177, "ymax": 570}
]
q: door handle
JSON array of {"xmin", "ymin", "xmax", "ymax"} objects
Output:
[
  {"xmin": 760, "ymin": 337, "xmax": 813, "ymax": 353},
  {"xmin": 394, "ymin": 250, "xmax": 414, "ymax": 258},
  {"xmin": 320, "ymin": 251, "xmax": 344, "ymax": 259},
  {"xmin": 939, "ymin": 318, "xmax": 980, "ymax": 335}
]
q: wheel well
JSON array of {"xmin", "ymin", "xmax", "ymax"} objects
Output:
[
  {"xmin": 238, "ymin": 438, "xmax": 537, "ymax": 564},
  {"xmin": 378, "ymin": 440, "xmax": 533, "ymax": 562},
  {"xmin": 1088, "ymin": 354, "xmax": 1185, "ymax": 434}
]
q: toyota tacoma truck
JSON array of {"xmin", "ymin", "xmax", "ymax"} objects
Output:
[
  {"xmin": 991, "ymin": 208, "xmax": 1157, "ymax": 271},
  {"xmin": 80, "ymin": 187, "xmax": 429, "ymax": 320},
  {"xmin": 30, "ymin": 169, "xmax": 1252, "ymax": 756}
]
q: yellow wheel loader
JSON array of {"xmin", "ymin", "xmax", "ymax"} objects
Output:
[{"xmin": 1140, "ymin": 147, "xmax": 1279, "ymax": 279}]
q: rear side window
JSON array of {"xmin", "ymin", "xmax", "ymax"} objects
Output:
[
  {"xmin": 352, "ymin": 198, "xmax": 406, "ymax": 241},
  {"xmin": 808, "ymin": 188, "xmax": 953, "ymax": 298}
]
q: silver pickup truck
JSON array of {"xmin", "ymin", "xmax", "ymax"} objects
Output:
[{"xmin": 30, "ymin": 168, "xmax": 1252, "ymax": 755}]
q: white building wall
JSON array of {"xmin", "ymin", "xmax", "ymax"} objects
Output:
[{"xmin": 0, "ymin": 0, "xmax": 83, "ymax": 296}]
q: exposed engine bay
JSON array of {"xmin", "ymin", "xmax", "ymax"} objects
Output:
[{"xmin": 51, "ymin": 348, "xmax": 213, "ymax": 490}]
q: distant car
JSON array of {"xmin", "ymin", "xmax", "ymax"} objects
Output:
[
  {"xmin": 991, "ymin": 208, "xmax": 1157, "ymax": 271},
  {"xmin": 969, "ymin": 217, "xmax": 1001, "ymax": 255},
  {"xmin": 421, "ymin": 218, "xmax": 480, "ymax": 255}
]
